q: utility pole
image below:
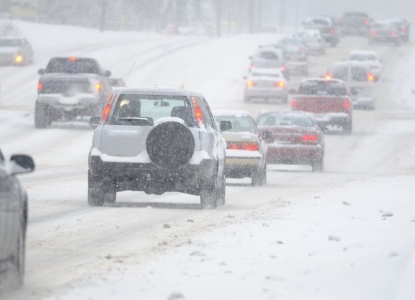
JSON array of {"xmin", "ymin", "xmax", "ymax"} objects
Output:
[
  {"xmin": 100, "ymin": 0, "xmax": 107, "ymax": 31},
  {"xmin": 216, "ymin": 0, "xmax": 221, "ymax": 37}
]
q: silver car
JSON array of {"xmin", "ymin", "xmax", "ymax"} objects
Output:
[
  {"xmin": 88, "ymin": 88, "xmax": 229, "ymax": 209},
  {"xmin": 244, "ymin": 68, "xmax": 288, "ymax": 103}
]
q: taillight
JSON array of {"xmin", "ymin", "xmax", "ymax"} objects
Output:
[
  {"xmin": 330, "ymin": 28, "xmax": 335, "ymax": 34},
  {"xmin": 37, "ymin": 81, "xmax": 43, "ymax": 91},
  {"xmin": 302, "ymin": 134, "xmax": 318, "ymax": 143},
  {"xmin": 249, "ymin": 63, "xmax": 254, "ymax": 70},
  {"xmin": 291, "ymin": 99, "xmax": 298, "ymax": 108},
  {"xmin": 325, "ymin": 73, "xmax": 332, "ymax": 80},
  {"xmin": 391, "ymin": 31, "xmax": 398, "ymax": 36},
  {"xmin": 101, "ymin": 94, "xmax": 115, "ymax": 123},
  {"xmin": 191, "ymin": 96, "xmax": 204, "ymax": 125},
  {"xmin": 280, "ymin": 64, "xmax": 286, "ymax": 71},
  {"xmin": 15, "ymin": 55, "xmax": 23, "ymax": 63},
  {"xmin": 370, "ymin": 30, "xmax": 377, "ymax": 36},
  {"xmin": 246, "ymin": 80, "xmax": 256, "ymax": 87},
  {"xmin": 364, "ymin": 19, "xmax": 370, "ymax": 25},
  {"xmin": 345, "ymin": 99, "xmax": 351, "ymax": 109},
  {"xmin": 275, "ymin": 81, "xmax": 285, "ymax": 88},
  {"xmin": 227, "ymin": 142, "xmax": 259, "ymax": 151},
  {"xmin": 367, "ymin": 73, "xmax": 375, "ymax": 82},
  {"xmin": 69, "ymin": 56, "xmax": 77, "ymax": 62},
  {"xmin": 95, "ymin": 82, "xmax": 102, "ymax": 92}
]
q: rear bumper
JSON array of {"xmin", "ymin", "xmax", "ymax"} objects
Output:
[
  {"xmin": 37, "ymin": 94, "xmax": 101, "ymax": 111},
  {"xmin": 245, "ymin": 88, "xmax": 287, "ymax": 99},
  {"xmin": 225, "ymin": 156, "xmax": 261, "ymax": 178},
  {"xmin": 370, "ymin": 36, "xmax": 401, "ymax": 43},
  {"xmin": 266, "ymin": 144, "xmax": 323, "ymax": 164}
]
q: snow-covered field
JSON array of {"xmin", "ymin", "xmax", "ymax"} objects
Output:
[{"xmin": 1, "ymin": 21, "xmax": 415, "ymax": 300}]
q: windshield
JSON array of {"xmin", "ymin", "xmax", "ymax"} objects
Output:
[
  {"xmin": 110, "ymin": 94, "xmax": 191, "ymax": 126},
  {"xmin": 45, "ymin": 58, "xmax": 102, "ymax": 74},
  {"xmin": 299, "ymin": 81, "xmax": 347, "ymax": 96},
  {"xmin": 257, "ymin": 114, "xmax": 314, "ymax": 127},
  {"xmin": 214, "ymin": 115, "xmax": 256, "ymax": 133},
  {"xmin": 254, "ymin": 51, "xmax": 279, "ymax": 61},
  {"xmin": 0, "ymin": 39, "xmax": 22, "ymax": 47}
]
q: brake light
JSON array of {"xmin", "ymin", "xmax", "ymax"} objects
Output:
[
  {"xmin": 391, "ymin": 31, "xmax": 398, "ymax": 36},
  {"xmin": 69, "ymin": 56, "xmax": 77, "ymax": 62},
  {"xmin": 191, "ymin": 96, "xmax": 204, "ymax": 124},
  {"xmin": 330, "ymin": 28, "xmax": 335, "ymax": 34},
  {"xmin": 367, "ymin": 73, "xmax": 375, "ymax": 82},
  {"xmin": 302, "ymin": 134, "xmax": 318, "ymax": 142},
  {"xmin": 280, "ymin": 64, "xmax": 286, "ymax": 71},
  {"xmin": 275, "ymin": 81, "xmax": 285, "ymax": 88},
  {"xmin": 227, "ymin": 142, "xmax": 259, "ymax": 151},
  {"xmin": 246, "ymin": 80, "xmax": 256, "ymax": 87},
  {"xmin": 95, "ymin": 82, "xmax": 102, "ymax": 91},
  {"xmin": 101, "ymin": 94, "xmax": 115, "ymax": 123},
  {"xmin": 291, "ymin": 99, "xmax": 298, "ymax": 108},
  {"xmin": 325, "ymin": 73, "xmax": 332, "ymax": 80},
  {"xmin": 364, "ymin": 19, "xmax": 370, "ymax": 25},
  {"xmin": 345, "ymin": 99, "xmax": 351, "ymax": 109},
  {"xmin": 37, "ymin": 81, "xmax": 43, "ymax": 91},
  {"xmin": 370, "ymin": 30, "xmax": 377, "ymax": 36},
  {"xmin": 249, "ymin": 63, "xmax": 254, "ymax": 70}
]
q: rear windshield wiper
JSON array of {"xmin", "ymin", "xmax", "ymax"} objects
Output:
[{"xmin": 117, "ymin": 117, "xmax": 154, "ymax": 126}]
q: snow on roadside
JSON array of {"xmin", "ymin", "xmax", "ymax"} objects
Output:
[{"xmin": 45, "ymin": 173, "xmax": 415, "ymax": 300}]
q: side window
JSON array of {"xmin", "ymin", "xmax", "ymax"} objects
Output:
[
  {"xmin": 198, "ymin": 98, "xmax": 214, "ymax": 129},
  {"xmin": 0, "ymin": 150, "xmax": 4, "ymax": 164},
  {"xmin": 202, "ymin": 99, "xmax": 218, "ymax": 130},
  {"xmin": 249, "ymin": 117, "xmax": 259, "ymax": 134}
]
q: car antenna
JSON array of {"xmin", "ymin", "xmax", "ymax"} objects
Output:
[{"xmin": 124, "ymin": 61, "xmax": 136, "ymax": 85}]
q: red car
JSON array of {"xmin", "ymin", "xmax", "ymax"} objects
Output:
[
  {"xmin": 290, "ymin": 78, "xmax": 352, "ymax": 133},
  {"xmin": 256, "ymin": 111, "xmax": 325, "ymax": 171}
]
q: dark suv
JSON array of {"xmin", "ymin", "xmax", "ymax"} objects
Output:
[
  {"xmin": 35, "ymin": 57, "xmax": 112, "ymax": 128},
  {"xmin": 0, "ymin": 148, "xmax": 35, "ymax": 287},
  {"xmin": 340, "ymin": 12, "xmax": 372, "ymax": 36},
  {"xmin": 88, "ymin": 88, "xmax": 231, "ymax": 209}
]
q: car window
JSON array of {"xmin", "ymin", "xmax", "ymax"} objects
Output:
[
  {"xmin": 214, "ymin": 115, "xmax": 256, "ymax": 133},
  {"xmin": 45, "ymin": 58, "xmax": 102, "ymax": 74},
  {"xmin": 257, "ymin": 114, "xmax": 314, "ymax": 127},
  {"xmin": 351, "ymin": 66, "xmax": 368, "ymax": 82},
  {"xmin": 252, "ymin": 72, "xmax": 280, "ymax": 78},
  {"xmin": 255, "ymin": 51, "xmax": 279, "ymax": 61},
  {"xmin": 350, "ymin": 54, "xmax": 377, "ymax": 61},
  {"xmin": 197, "ymin": 98, "xmax": 216, "ymax": 129},
  {"xmin": 329, "ymin": 65, "xmax": 348, "ymax": 81},
  {"xmin": 110, "ymin": 94, "xmax": 191, "ymax": 126},
  {"xmin": 299, "ymin": 81, "xmax": 347, "ymax": 96}
]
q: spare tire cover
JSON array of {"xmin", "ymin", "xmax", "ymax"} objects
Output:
[{"xmin": 146, "ymin": 121, "xmax": 195, "ymax": 169}]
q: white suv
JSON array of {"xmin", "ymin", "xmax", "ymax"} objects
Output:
[{"xmin": 88, "ymin": 88, "xmax": 230, "ymax": 209}]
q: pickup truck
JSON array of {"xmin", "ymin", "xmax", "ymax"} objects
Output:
[{"xmin": 290, "ymin": 78, "xmax": 353, "ymax": 133}]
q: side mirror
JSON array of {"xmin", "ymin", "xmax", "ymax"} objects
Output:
[
  {"xmin": 10, "ymin": 155, "xmax": 35, "ymax": 175},
  {"xmin": 262, "ymin": 131, "xmax": 272, "ymax": 140},
  {"xmin": 220, "ymin": 120, "xmax": 232, "ymax": 132},
  {"xmin": 288, "ymin": 88, "xmax": 296, "ymax": 95},
  {"xmin": 248, "ymin": 55, "xmax": 253, "ymax": 59},
  {"xmin": 38, "ymin": 68, "xmax": 45, "ymax": 75},
  {"xmin": 89, "ymin": 116, "xmax": 101, "ymax": 129},
  {"xmin": 103, "ymin": 70, "xmax": 112, "ymax": 77}
]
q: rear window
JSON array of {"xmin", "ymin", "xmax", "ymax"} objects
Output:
[
  {"xmin": 351, "ymin": 66, "xmax": 368, "ymax": 81},
  {"xmin": 299, "ymin": 81, "xmax": 347, "ymax": 96},
  {"xmin": 45, "ymin": 58, "xmax": 102, "ymax": 75},
  {"xmin": 214, "ymin": 115, "xmax": 256, "ymax": 133},
  {"xmin": 0, "ymin": 39, "xmax": 22, "ymax": 47},
  {"xmin": 350, "ymin": 54, "xmax": 377, "ymax": 61},
  {"xmin": 252, "ymin": 72, "xmax": 280, "ymax": 78},
  {"xmin": 328, "ymin": 65, "xmax": 368, "ymax": 82},
  {"xmin": 110, "ymin": 94, "xmax": 192, "ymax": 126},
  {"xmin": 40, "ymin": 79, "xmax": 93, "ymax": 94},
  {"xmin": 257, "ymin": 114, "xmax": 314, "ymax": 127},
  {"xmin": 254, "ymin": 51, "xmax": 279, "ymax": 61}
]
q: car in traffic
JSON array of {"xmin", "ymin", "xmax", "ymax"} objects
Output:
[
  {"xmin": 293, "ymin": 29, "xmax": 326, "ymax": 55},
  {"xmin": 88, "ymin": 88, "xmax": 230, "ymax": 209},
  {"xmin": 0, "ymin": 37, "xmax": 33, "ymax": 66},
  {"xmin": 35, "ymin": 57, "xmax": 113, "ymax": 128},
  {"xmin": 347, "ymin": 50, "xmax": 382, "ymax": 79},
  {"xmin": 249, "ymin": 47, "xmax": 286, "ymax": 73},
  {"xmin": 384, "ymin": 18, "xmax": 411, "ymax": 43},
  {"xmin": 290, "ymin": 78, "xmax": 353, "ymax": 133},
  {"xmin": 244, "ymin": 68, "xmax": 288, "ymax": 103},
  {"xmin": 0, "ymin": 148, "xmax": 35, "ymax": 287},
  {"xmin": 213, "ymin": 110, "xmax": 268, "ymax": 186},
  {"xmin": 276, "ymin": 38, "xmax": 308, "ymax": 76},
  {"xmin": 326, "ymin": 61, "xmax": 377, "ymax": 110},
  {"xmin": 369, "ymin": 21, "xmax": 402, "ymax": 46},
  {"xmin": 302, "ymin": 16, "xmax": 339, "ymax": 47},
  {"xmin": 256, "ymin": 111, "xmax": 325, "ymax": 171},
  {"xmin": 339, "ymin": 11, "xmax": 372, "ymax": 36}
]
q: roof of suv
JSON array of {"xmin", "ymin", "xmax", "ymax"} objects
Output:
[{"xmin": 112, "ymin": 87, "xmax": 203, "ymax": 98}]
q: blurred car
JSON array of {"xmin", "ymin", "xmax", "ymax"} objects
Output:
[
  {"xmin": 35, "ymin": 57, "xmax": 113, "ymax": 128},
  {"xmin": 213, "ymin": 110, "xmax": 268, "ymax": 186},
  {"xmin": 249, "ymin": 48, "xmax": 286, "ymax": 73},
  {"xmin": 108, "ymin": 77, "xmax": 126, "ymax": 88},
  {"xmin": 0, "ymin": 37, "xmax": 33, "ymax": 66},
  {"xmin": 244, "ymin": 68, "xmax": 288, "ymax": 103},
  {"xmin": 369, "ymin": 21, "xmax": 402, "ymax": 46},
  {"xmin": 88, "ymin": 88, "xmax": 230, "ymax": 209},
  {"xmin": 347, "ymin": 50, "xmax": 382, "ymax": 79},
  {"xmin": 256, "ymin": 111, "xmax": 325, "ymax": 172},
  {"xmin": 293, "ymin": 29, "xmax": 326, "ymax": 55},
  {"xmin": 385, "ymin": 18, "xmax": 411, "ymax": 42},
  {"xmin": 339, "ymin": 12, "xmax": 371, "ymax": 36},
  {"xmin": 302, "ymin": 16, "xmax": 339, "ymax": 47},
  {"xmin": 276, "ymin": 38, "xmax": 308, "ymax": 76},
  {"xmin": 326, "ymin": 61, "xmax": 377, "ymax": 110},
  {"xmin": 290, "ymin": 78, "xmax": 353, "ymax": 133},
  {"xmin": 0, "ymin": 148, "xmax": 35, "ymax": 287}
]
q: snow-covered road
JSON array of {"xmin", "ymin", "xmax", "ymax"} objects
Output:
[{"xmin": 1, "ymin": 21, "xmax": 415, "ymax": 300}]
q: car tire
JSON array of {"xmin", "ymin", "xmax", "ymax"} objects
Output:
[
  {"xmin": 244, "ymin": 96, "xmax": 250, "ymax": 103},
  {"xmin": 88, "ymin": 171, "xmax": 105, "ymax": 206},
  {"xmin": 200, "ymin": 177, "xmax": 218, "ymax": 209},
  {"xmin": 34, "ymin": 102, "xmax": 51, "ymax": 128},
  {"xmin": 216, "ymin": 175, "xmax": 226, "ymax": 206},
  {"xmin": 252, "ymin": 165, "xmax": 266, "ymax": 186},
  {"xmin": 282, "ymin": 95, "xmax": 288, "ymax": 104},
  {"xmin": 343, "ymin": 122, "xmax": 352, "ymax": 134},
  {"xmin": 11, "ymin": 222, "xmax": 25, "ymax": 287},
  {"xmin": 312, "ymin": 159, "xmax": 324, "ymax": 172}
]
